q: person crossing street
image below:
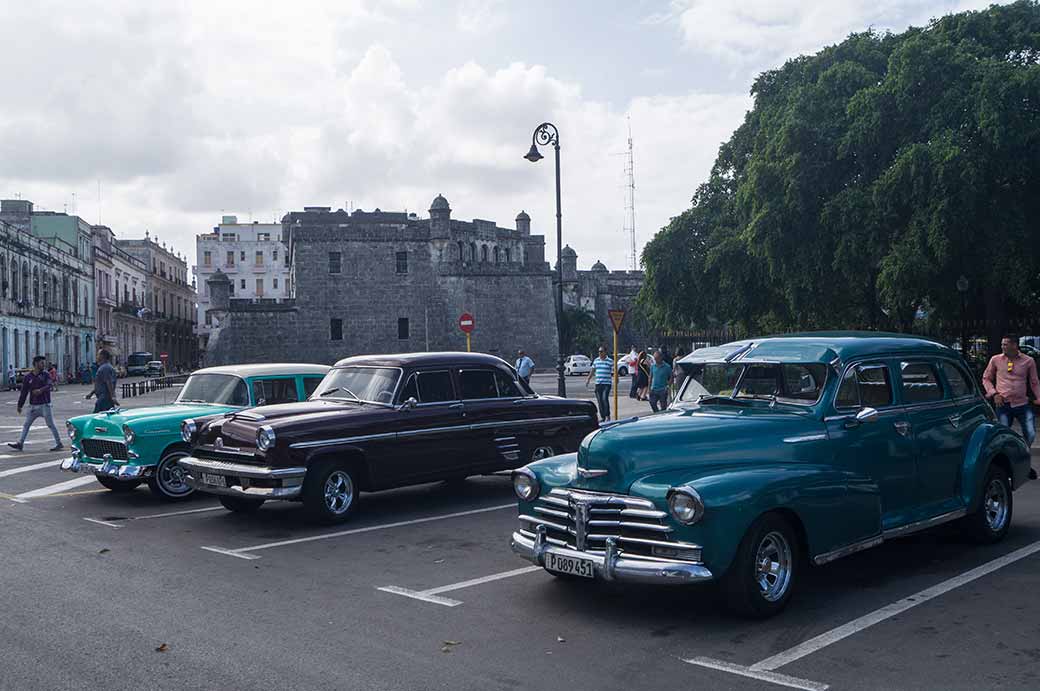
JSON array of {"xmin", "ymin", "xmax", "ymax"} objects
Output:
[
  {"xmin": 648, "ymin": 349, "xmax": 673, "ymax": 412},
  {"xmin": 585, "ymin": 346, "xmax": 614, "ymax": 422},
  {"xmin": 85, "ymin": 349, "xmax": 119, "ymax": 413},
  {"xmin": 8, "ymin": 355, "xmax": 64, "ymax": 452},
  {"xmin": 982, "ymin": 334, "xmax": 1039, "ymax": 453},
  {"xmin": 515, "ymin": 349, "xmax": 535, "ymax": 387}
]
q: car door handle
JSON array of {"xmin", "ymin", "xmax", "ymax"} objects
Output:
[
  {"xmin": 893, "ymin": 420, "xmax": 911, "ymax": 436},
  {"xmin": 948, "ymin": 414, "xmax": 961, "ymax": 428},
  {"xmin": 512, "ymin": 399, "xmax": 525, "ymax": 405}
]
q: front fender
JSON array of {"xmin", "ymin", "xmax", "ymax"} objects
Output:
[
  {"xmin": 630, "ymin": 464, "xmax": 879, "ymax": 576},
  {"xmin": 517, "ymin": 453, "xmax": 577, "ymax": 511},
  {"xmin": 961, "ymin": 423, "xmax": 1032, "ymax": 511}
]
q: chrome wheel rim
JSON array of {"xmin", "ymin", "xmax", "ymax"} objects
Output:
[
  {"xmin": 158, "ymin": 454, "xmax": 192, "ymax": 496},
  {"xmin": 755, "ymin": 531, "xmax": 793, "ymax": 602},
  {"xmin": 324, "ymin": 470, "xmax": 354, "ymax": 514},
  {"xmin": 531, "ymin": 446, "xmax": 555, "ymax": 461},
  {"xmin": 984, "ymin": 478, "xmax": 1009, "ymax": 532}
]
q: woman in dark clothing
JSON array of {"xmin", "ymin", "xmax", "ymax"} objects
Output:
[{"xmin": 636, "ymin": 351, "xmax": 650, "ymax": 400}]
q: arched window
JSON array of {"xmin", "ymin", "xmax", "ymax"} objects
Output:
[
  {"xmin": 21, "ymin": 261, "xmax": 29, "ymax": 302},
  {"xmin": 505, "ymin": 248, "xmax": 511, "ymax": 263},
  {"xmin": 481, "ymin": 245, "xmax": 488, "ymax": 262},
  {"xmin": 0, "ymin": 253, "xmax": 5, "ymax": 297},
  {"xmin": 493, "ymin": 247, "xmax": 500, "ymax": 263},
  {"xmin": 72, "ymin": 282, "xmax": 79, "ymax": 315},
  {"xmin": 32, "ymin": 266, "xmax": 39, "ymax": 305},
  {"xmin": 10, "ymin": 258, "xmax": 17, "ymax": 300},
  {"xmin": 52, "ymin": 276, "xmax": 58, "ymax": 309},
  {"xmin": 457, "ymin": 241, "xmax": 464, "ymax": 261},
  {"xmin": 62, "ymin": 277, "xmax": 69, "ymax": 311},
  {"xmin": 42, "ymin": 271, "xmax": 49, "ymax": 308},
  {"xmin": 469, "ymin": 243, "xmax": 477, "ymax": 261}
]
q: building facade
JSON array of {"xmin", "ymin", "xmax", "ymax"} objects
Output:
[
  {"xmin": 194, "ymin": 216, "xmax": 289, "ymax": 356},
  {"xmin": 0, "ymin": 200, "xmax": 96, "ymax": 378},
  {"xmin": 116, "ymin": 236, "xmax": 197, "ymax": 369},
  {"xmin": 92, "ymin": 225, "xmax": 117, "ymax": 357},
  {"xmin": 203, "ymin": 196, "xmax": 558, "ymax": 367},
  {"xmin": 557, "ymin": 245, "xmax": 647, "ymax": 349},
  {"xmin": 111, "ymin": 241, "xmax": 149, "ymax": 362}
]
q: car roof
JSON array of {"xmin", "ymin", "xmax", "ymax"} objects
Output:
[
  {"xmin": 192, "ymin": 363, "xmax": 331, "ymax": 377},
  {"xmin": 331, "ymin": 351, "xmax": 512, "ymax": 369},
  {"xmin": 680, "ymin": 332, "xmax": 954, "ymax": 365}
]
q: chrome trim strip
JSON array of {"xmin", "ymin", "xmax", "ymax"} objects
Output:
[
  {"xmin": 467, "ymin": 415, "xmax": 591, "ymax": 432},
  {"xmin": 576, "ymin": 467, "xmax": 608, "ymax": 478},
  {"xmin": 547, "ymin": 488, "xmax": 656, "ymax": 509},
  {"xmin": 587, "ymin": 520, "xmax": 672, "ymax": 533},
  {"xmin": 194, "ymin": 444, "xmax": 259, "ymax": 458},
  {"xmin": 289, "ymin": 431, "xmax": 398, "ymax": 449},
  {"xmin": 882, "ymin": 508, "xmax": 968, "ymax": 539},
  {"xmin": 783, "ymin": 433, "xmax": 828, "ymax": 443},
  {"xmin": 813, "ymin": 534, "xmax": 884, "ymax": 565},
  {"xmin": 533, "ymin": 506, "xmax": 569, "ymax": 520},
  {"xmin": 178, "ymin": 456, "xmax": 307, "ymax": 480}
]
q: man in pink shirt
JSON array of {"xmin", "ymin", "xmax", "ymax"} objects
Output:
[{"xmin": 982, "ymin": 334, "xmax": 1039, "ymax": 450}]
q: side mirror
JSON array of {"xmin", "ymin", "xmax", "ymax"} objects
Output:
[
  {"xmin": 398, "ymin": 397, "xmax": 418, "ymax": 411},
  {"xmin": 845, "ymin": 406, "xmax": 879, "ymax": 428}
]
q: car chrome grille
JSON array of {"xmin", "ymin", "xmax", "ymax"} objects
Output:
[
  {"xmin": 81, "ymin": 438, "xmax": 129, "ymax": 461},
  {"xmin": 518, "ymin": 488, "xmax": 701, "ymax": 563},
  {"xmin": 193, "ymin": 447, "xmax": 264, "ymax": 465}
]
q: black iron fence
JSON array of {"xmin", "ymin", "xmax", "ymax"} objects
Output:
[{"xmin": 120, "ymin": 374, "xmax": 190, "ymax": 399}]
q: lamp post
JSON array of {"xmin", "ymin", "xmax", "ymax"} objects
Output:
[
  {"xmin": 956, "ymin": 275, "xmax": 969, "ymax": 360},
  {"xmin": 524, "ymin": 122, "xmax": 567, "ymax": 398}
]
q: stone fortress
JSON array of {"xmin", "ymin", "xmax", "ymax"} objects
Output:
[{"xmin": 201, "ymin": 194, "xmax": 645, "ymax": 369}]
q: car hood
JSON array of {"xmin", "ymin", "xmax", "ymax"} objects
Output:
[
  {"xmin": 206, "ymin": 399, "xmax": 390, "ymax": 446},
  {"xmin": 570, "ymin": 405, "xmax": 828, "ymax": 493},
  {"xmin": 76, "ymin": 403, "xmax": 238, "ymax": 432}
]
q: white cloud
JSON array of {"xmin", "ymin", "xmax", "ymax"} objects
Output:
[{"xmin": 456, "ymin": 0, "xmax": 508, "ymax": 33}]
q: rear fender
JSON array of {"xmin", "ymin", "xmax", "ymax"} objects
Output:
[{"xmin": 961, "ymin": 423, "xmax": 1031, "ymax": 511}]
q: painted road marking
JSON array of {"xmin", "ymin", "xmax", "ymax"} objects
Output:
[
  {"xmin": 84, "ymin": 517, "xmax": 123, "ymax": 528},
  {"xmin": 0, "ymin": 491, "xmax": 28, "ymax": 504},
  {"xmin": 0, "ymin": 460, "xmax": 61, "ymax": 478},
  {"xmin": 16, "ymin": 475, "xmax": 98, "ymax": 499},
  {"xmin": 201, "ymin": 503, "xmax": 514, "ymax": 559},
  {"xmin": 84, "ymin": 506, "xmax": 224, "ymax": 528},
  {"xmin": 685, "ymin": 538, "xmax": 1040, "ymax": 690},
  {"xmin": 378, "ymin": 566, "xmax": 542, "ymax": 607}
]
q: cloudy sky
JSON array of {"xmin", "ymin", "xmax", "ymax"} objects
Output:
[{"xmin": 0, "ymin": 0, "xmax": 997, "ymax": 275}]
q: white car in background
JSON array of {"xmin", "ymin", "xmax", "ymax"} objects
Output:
[{"xmin": 563, "ymin": 355, "xmax": 592, "ymax": 376}]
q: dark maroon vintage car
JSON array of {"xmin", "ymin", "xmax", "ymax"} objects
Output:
[{"xmin": 179, "ymin": 352, "xmax": 598, "ymax": 523}]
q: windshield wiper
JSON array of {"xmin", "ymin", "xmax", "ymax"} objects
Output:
[
  {"xmin": 177, "ymin": 399, "xmax": 209, "ymax": 404},
  {"xmin": 697, "ymin": 394, "xmax": 750, "ymax": 406},
  {"xmin": 319, "ymin": 387, "xmax": 364, "ymax": 404}
]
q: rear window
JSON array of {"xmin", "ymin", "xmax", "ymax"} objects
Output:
[
  {"xmin": 835, "ymin": 363, "xmax": 893, "ymax": 409},
  {"xmin": 459, "ymin": 370, "xmax": 499, "ymax": 400},
  {"xmin": 416, "ymin": 371, "xmax": 455, "ymax": 403},
  {"xmin": 940, "ymin": 361, "xmax": 973, "ymax": 398},
  {"xmin": 900, "ymin": 362, "xmax": 944, "ymax": 403}
]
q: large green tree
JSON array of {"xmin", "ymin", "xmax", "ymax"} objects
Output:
[{"xmin": 640, "ymin": 1, "xmax": 1040, "ymax": 349}]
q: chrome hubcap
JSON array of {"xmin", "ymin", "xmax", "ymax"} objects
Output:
[
  {"xmin": 755, "ymin": 531, "xmax": 793, "ymax": 602},
  {"xmin": 984, "ymin": 478, "xmax": 1009, "ymax": 532},
  {"xmin": 532, "ymin": 446, "xmax": 555, "ymax": 461},
  {"xmin": 159, "ymin": 455, "xmax": 191, "ymax": 495},
  {"xmin": 324, "ymin": 470, "xmax": 354, "ymax": 514}
]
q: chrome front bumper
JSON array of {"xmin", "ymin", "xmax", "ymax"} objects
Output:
[
  {"xmin": 60, "ymin": 452, "xmax": 151, "ymax": 479},
  {"xmin": 178, "ymin": 456, "xmax": 306, "ymax": 500},
  {"xmin": 511, "ymin": 524, "xmax": 714, "ymax": 585}
]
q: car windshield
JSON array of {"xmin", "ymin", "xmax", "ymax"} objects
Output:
[
  {"xmin": 679, "ymin": 362, "xmax": 828, "ymax": 406},
  {"xmin": 175, "ymin": 373, "xmax": 249, "ymax": 406},
  {"xmin": 310, "ymin": 367, "xmax": 400, "ymax": 406}
]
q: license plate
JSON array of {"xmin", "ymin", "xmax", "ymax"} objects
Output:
[
  {"xmin": 200, "ymin": 473, "xmax": 227, "ymax": 488},
  {"xmin": 545, "ymin": 552, "xmax": 595, "ymax": 578}
]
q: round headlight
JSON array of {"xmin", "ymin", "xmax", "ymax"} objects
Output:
[
  {"xmin": 66, "ymin": 420, "xmax": 77, "ymax": 440},
  {"xmin": 668, "ymin": 487, "xmax": 705, "ymax": 525},
  {"xmin": 257, "ymin": 425, "xmax": 276, "ymax": 451},
  {"xmin": 122, "ymin": 424, "xmax": 136, "ymax": 445},
  {"xmin": 512, "ymin": 468, "xmax": 540, "ymax": 501},
  {"xmin": 181, "ymin": 419, "xmax": 197, "ymax": 443}
]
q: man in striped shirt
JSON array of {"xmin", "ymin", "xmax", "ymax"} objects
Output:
[{"xmin": 585, "ymin": 346, "xmax": 614, "ymax": 422}]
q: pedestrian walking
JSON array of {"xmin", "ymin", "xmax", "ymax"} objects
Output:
[
  {"xmin": 648, "ymin": 349, "xmax": 673, "ymax": 413},
  {"xmin": 636, "ymin": 351, "xmax": 650, "ymax": 400},
  {"xmin": 48, "ymin": 363, "xmax": 59, "ymax": 392},
  {"xmin": 585, "ymin": 346, "xmax": 614, "ymax": 422},
  {"xmin": 85, "ymin": 349, "xmax": 120, "ymax": 413},
  {"xmin": 6, "ymin": 363, "xmax": 15, "ymax": 391},
  {"xmin": 8, "ymin": 355, "xmax": 64, "ymax": 452},
  {"xmin": 982, "ymin": 334, "xmax": 1039, "ymax": 456},
  {"xmin": 515, "ymin": 349, "xmax": 535, "ymax": 387}
]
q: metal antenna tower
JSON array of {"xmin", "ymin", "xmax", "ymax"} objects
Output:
[{"xmin": 623, "ymin": 117, "xmax": 636, "ymax": 270}]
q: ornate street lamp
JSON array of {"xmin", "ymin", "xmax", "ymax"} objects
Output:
[
  {"xmin": 524, "ymin": 122, "xmax": 566, "ymax": 398},
  {"xmin": 956, "ymin": 275, "xmax": 969, "ymax": 360}
]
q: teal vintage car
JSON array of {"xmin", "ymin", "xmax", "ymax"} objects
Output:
[
  {"xmin": 510, "ymin": 333, "xmax": 1032, "ymax": 617},
  {"xmin": 60, "ymin": 364, "xmax": 329, "ymax": 501}
]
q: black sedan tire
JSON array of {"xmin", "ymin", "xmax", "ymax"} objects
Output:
[
  {"xmin": 147, "ymin": 450, "xmax": 195, "ymax": 502},
  {"xmin": 722, "ymin": 512, "xmax": 800, "ymax": 618},
  {"xmin": 219, "ymin": 495, "xmax": 265, "ymax": 513},
  {"xmin": 962, "ymin": 465, "xmax": 1013, "ymax": 544},
  {"xmin": 302, "ymin": 460, "xmax": 359, "ymax": 524},
  {"xmin": 95, "ymin": 476, "xmax": 143, "ymax": 493}
]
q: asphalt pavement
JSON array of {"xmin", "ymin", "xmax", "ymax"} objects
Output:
[{"xmin": 1, "ymin": 375, "xmax": 1039, "ymax": 690}]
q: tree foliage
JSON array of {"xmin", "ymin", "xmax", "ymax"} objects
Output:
[{"xmin": 639, "ymin": 1, "xmax": 1040, "ymax": 348}]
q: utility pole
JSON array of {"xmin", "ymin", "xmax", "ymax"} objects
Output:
[{"xmin": 623, "ymin": 117, "xmax": 637, "ymax": 271}]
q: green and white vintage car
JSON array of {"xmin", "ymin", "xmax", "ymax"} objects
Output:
[
  {"xmin": 60, "ymin": 364, "xmax": 329, "ymax": 501},
  {"xmin": 510, "ymin": 333, "xmax": 1033, "ymax": 617}
]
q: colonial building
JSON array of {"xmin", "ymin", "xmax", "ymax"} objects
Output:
[
  {"xmin": 557, "ymin": 245, "xmax": 646, "ymax": 348},
  {"xmin": 194, "ymin": 216, "xmax": 290, "ymax": 355},
  {"xmin": 92, "ymin": 225, "xmax": 117, "ymax": 357},
  {"xmin": 203, "ymin": 195, "xmax": 558, "ymax": 367},
  {"xmin": 116, "ymin": 235, "xmax": 197, "ymax": 369},
  {"xmin": 111, "ymin": 240, "xmax": 149, "ymax": 361},
  {"xmin": 0, "ymin": 200, "xmax": 96, "ymax": 378}
]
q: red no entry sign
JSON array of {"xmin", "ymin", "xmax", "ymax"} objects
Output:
[{"xmin": 458, "ymin": 313, "xmax": 475, "ymax": 333}]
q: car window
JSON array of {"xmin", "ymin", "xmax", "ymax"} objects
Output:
[
  {"xmin": 416, "ymin": 370, "xmax": 455, "ymax": 403},
  {"xmin": 303, "ymin": 376, "xmax": 324, "ymax": 397},
  {"xmin": 735, "ymin": 363, "xmax": 828, "ymax": 403},
  {"xmin": 940, "ymin": 361, "xmax": 972, "ymax": 398},
  {"xmin": 737, "ymin": 364, "xmax": 777, "ymax": 397},
  {"xmin": 836, "ymin": 363, "xmax": 893, "ymax": 409},
  {"xmin": 900, "ymin": 362, "xmax": 944, "ymax": 404},
  {"xmin": 494, "ymin": 370, "xmax": 523, "ymax": 398},
  {"xmin": 251, "ymin": 378, "xmax": 299, "ymax": 405},
  {"xmin": 459, "ymin": 369, "xmax": 499, "ymax": 400},
  {"xmin": 398, "ymin": 374, "xmax": 418, "ymax": 402}
]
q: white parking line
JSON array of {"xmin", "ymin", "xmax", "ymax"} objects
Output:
[
  {"xmin": 84, "ymin": 506, "xmax": 225, "ymax": 529},
  {"xmin": 200, "ymin": 503, "xmax": 514, "ymax": 559},
  {"xmin": 378, "ymin": 565, "xmax": 542, "ymax": 607},
  {"xmin": 684, "ymin": 538, "xmax": 1040, "ymax": 690},
  {"xmin": 0, "ymin": 460, "xmax": 61, "ymax": 478},
  {"xmin": 83, "ymin": 517, "xmax": 123, "ymax": 528},
  {"xmin": 16, "ymin": 475, "xmax": 98, "ymax": 499}
]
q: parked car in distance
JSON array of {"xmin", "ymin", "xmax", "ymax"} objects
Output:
[
  {"xmin": 564, "ymin": 355, "xmax": 592, "ymax": 376},
  {"xmin": 61, "ymin": 364, "xmax": 330, "ymax": 501},
  {"xmin": 145, "ymin": 360, "xmax": 165, "ymax": 377},
  {"xmin": 510, "ymin": 332, "xmax": 1031, "ymax": 617},
  {"xmin": 179, "ymin": 352, "xmax": 599, "ymax": 523},
  {"xmin": 126, "ymin": 351, "xmax": 154, "ymax": 377}
]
